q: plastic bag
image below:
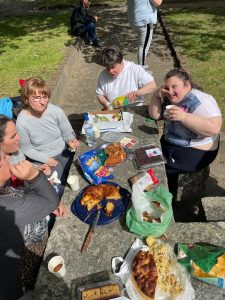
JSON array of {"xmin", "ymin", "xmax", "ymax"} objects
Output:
[
  {"xmin": 112, "ymin": 238, "xmax": 195, "ymax": 300},
  {"xmin": 126, "ymin": 185, "xmax": 173, "ymax": 237},
  {"xmin": 178, "ymin": 243, "xmax": 225, "ymax": 288},
  {"xmin": 78, "ymin": 149, "xmax": 114, "ymax": 185}
]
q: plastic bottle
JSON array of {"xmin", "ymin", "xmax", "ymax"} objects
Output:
[{"xmin": 83, "ymin": 113, "xmax": 96, "ymax": 147}]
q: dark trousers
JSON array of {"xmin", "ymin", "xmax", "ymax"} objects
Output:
[{"xmin": 85, "ymin": 22, "xmax": 98, "ymax": 44}]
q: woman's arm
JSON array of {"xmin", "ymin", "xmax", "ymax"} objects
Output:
[
  {"xmin": 167, "ymin": 107, "xmax": 222, "ymax": 136},
  {"xmin": 97, "ymin": 95, "xmax": 111, "ymax": 109},
  {"xmin": 149, "ymin": 88, "xmax": 163, "ymax": 120},
  {"xmin": 151, "ymin": 0, "xmax": 163, "ymax": 7},
  {"xmin": 9, "ymin": 162, "xmax": 60, "ymax": 226},
  {"xmin": 127, "ymin": 81, "xmax": 157, "ymax": 102}
]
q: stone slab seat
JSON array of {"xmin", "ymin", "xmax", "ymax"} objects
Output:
[{"xmin": 202, "ymin": 196, "xmax": 225, "ymax": 221}]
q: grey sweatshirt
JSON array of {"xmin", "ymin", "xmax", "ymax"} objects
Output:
[{"xmin": 16, "ymin": 103, "xmax": 76, "ymax": 163}]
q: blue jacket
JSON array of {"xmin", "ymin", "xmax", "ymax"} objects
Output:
[{"xmin": 162, "ymin": 92, "xmax": 201, "ymax": 146}]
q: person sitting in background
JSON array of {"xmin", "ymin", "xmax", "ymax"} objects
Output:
[
  {"xmin": 127, "ymin": 0, "xmax": 163, "ymax": 67},
  {"xmin": 70, "ymin": 0, "xmax": 100, "ymax": 46},
  {"xmin": 0, "ymin": 152, "xmax": 60, "ymax": 299},
  {"xmin": 149, "ymin": 68, "xmax": 222, "ymax": 221},
  {"xmin": 16, "ymin": 77, "xmax": 79, "ymax": 190},
  {"xmin": 96, "ymin": 46, "xmax": 156, "ymax": 110},
  {"xmin": 0, "ymin": 115, "xmax": 66, "ymax": 294}
]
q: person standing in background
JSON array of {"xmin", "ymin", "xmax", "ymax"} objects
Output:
[{"xmin": 127, "ymin": 0, "xmax": 163, "ymax": 67}]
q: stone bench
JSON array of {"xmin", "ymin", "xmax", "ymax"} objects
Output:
[{"xmin": 202, "ymin": 196, "xmax": 225, "ymax": 221}]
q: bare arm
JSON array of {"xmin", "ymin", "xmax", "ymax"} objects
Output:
[
  {"xmin": 97, "ymin": 94, "xmax": 111, "ymax": 110},
  {"xmin": 167, "ymin": 107, "xmax": 222, "ymax": 136},
  {"xmin": 150, "ymin": 0, "xmax": 163, "ymax": 7},
  {"xmin": 149, "ymin": 88, "xmax": 163, "ymax": 120},
  {"xmin": 127, "ymin": 81, "xmax": 157, "ymax": 102}
]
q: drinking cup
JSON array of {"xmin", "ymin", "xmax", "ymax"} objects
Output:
[
  {"xmin": 67, "ymin": 175, "xmax": 79, "ymax": 191},
  {"xmin": 48, "ymin": 256, "xmax": 66, "ymax": 278}
]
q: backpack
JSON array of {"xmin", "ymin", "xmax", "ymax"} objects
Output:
[{"xmin": 0, "ymin": 97, "xmax": 13, "ymax": 119}]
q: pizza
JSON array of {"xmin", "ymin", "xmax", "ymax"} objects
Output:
[{"xmin": 132, "ymin": 250, "xmax": 158, "ymax": 300}]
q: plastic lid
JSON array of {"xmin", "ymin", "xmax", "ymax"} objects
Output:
[{"xmin": 84, "ymin": 113, "xmax": 89, "ymax": 121}]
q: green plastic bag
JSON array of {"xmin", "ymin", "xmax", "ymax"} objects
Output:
[
  {"xmin": 126, "ymin": 186, "xmax": 173, "ymax": 237},
  {"xmin": 178, "ymin": 243, "xmax": 225, "ymax": 273}
]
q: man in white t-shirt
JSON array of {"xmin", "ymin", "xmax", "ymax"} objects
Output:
[{"xmin": 96, "ymin": 46, "xmax": 156, "ymax": 109}]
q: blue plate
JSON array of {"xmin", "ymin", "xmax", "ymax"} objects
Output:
[{"xmin": 71, "ymin": 182, "xmax": 131, "ymax": 225}]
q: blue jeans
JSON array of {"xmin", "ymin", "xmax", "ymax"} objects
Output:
[{"xmin": 85, "ymin": 22, "xmax": 98, "ymax": 43}]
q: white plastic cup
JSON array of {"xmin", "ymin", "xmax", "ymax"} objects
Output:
[
  {"xmin": 67, "ymin": 175, "xmax": 79, "ymax": 191},
  {"xmin": 48, "ymin": 256, "xmax": 66, "ymax": 278}
]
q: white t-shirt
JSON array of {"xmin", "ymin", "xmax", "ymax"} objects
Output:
[
  {"xmin": 96, "ymin": 60, "xmax": 154, "ymax": 103},
  {"xmin": 189, "ymin": 89, "xmax": 221, "ymax": 147}
]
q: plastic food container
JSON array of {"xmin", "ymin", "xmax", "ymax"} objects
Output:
[
  {"xmin": 134, "ymin": 145, "xmax": 165, "ymax": 169},
  {"xmin": 77, "ymin": 279, "xmax": 123, "ymax": 300}
]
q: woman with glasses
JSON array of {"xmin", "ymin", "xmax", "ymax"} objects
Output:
[{"xmin": 16, "ymin": 77, "xmax": 79, "ymax": 189}]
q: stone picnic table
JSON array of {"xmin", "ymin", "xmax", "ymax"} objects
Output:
[{"xmin": 33, "ymin": 106, "xmax": 225, "ymax": 300}]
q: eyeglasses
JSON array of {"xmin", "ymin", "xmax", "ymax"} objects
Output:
[{"xmin": 31, "ymin": 95, "xmax": 49, "ymax": 102}]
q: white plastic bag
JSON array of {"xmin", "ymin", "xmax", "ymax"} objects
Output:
[{"xmin": 112, "ymin": 239, "xmax": 195, "ymax": 300}]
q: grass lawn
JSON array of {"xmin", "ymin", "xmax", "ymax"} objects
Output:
[
  {"xmin": 162, "ymin": 7, "xmax": 225, "ymax": 129},
  {"xmin": 0, "ymin": 11, "xmax": 72, "ymax": 98},
  {"xmin": 36, "ymin": 0, "xmax": 125, "ymax": 8}
]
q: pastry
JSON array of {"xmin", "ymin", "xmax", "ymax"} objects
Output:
[
  {"xmin": 80, "ymin": 184, "xmax": 121, "ymax": 212},
  {"xmin": 100, "ymin": 284, "xmax": 120, "ymax": 299},
  {"xmin": 132, "ymin": 250, "xmax": 158, "ymax": 300},
  {"xmin": 82, "ymin": 287, "xmax": 100, "ymax": 300},
  {"xmin": 104, "ymin": 143, "xmax": 126, "ymax": 167},
  {"xmin": 99, "ymin": 184, "xmax": 121, "ymax": 200},
  {"xmin": 81, "ymin": 283, "xmax": 120, "ymax": 300},
  {"xmin": 104, "ymin": 202, "xmax": 115, "ymax": 216}
]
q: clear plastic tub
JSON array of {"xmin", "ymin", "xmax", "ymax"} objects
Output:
[{"xmin": 134, "ymin": 145, "xmax": 165, "ymax": 169}]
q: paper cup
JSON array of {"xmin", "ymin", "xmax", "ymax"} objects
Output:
[
  {"xmin": 165, "ymin": 104, "xmax": 177, "ymax": 111},
  {"xmin": 67, "ymin": 175, "xmax": 79, "ymax": 191},
  {"xmin": 48, "ymin": 256, "xmax": 66, "ymax": 278}
]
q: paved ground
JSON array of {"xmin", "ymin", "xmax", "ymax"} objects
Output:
[{"xmin": 1, "ymin": 1, "xmax": 224, "ymax": 198}]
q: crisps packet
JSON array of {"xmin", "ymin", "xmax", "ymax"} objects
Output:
[
  {"xmin": 78, "ymin": 149, "xmax": 114, "ymax": 185},
  {"xmin": 177, "ymin": 243, "xmax": 225, "ymax": 289}
]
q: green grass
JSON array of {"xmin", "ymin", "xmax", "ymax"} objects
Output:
[
  {"xmin": 0, "ymin": 11, "xmax": 72, "ymax": 97},
  {"xmin": 163, "ymin": 8, "xmax": 225, "ymax": 129}
]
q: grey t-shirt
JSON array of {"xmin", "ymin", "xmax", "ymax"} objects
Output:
[{"xmin": 16, "ymin": 103, "xmax": 76, "ymax": 163}]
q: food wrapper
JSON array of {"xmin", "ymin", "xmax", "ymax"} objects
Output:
[
  {"xmin": 112, "ymin": 96, "xmax": 130, "ymax": 108},
  {"xmin": 78, "ymin": 149, "xmax": 114, "ymax": 185},
  {"xmin": 128, "ymin": 169, "xmax": 159, "ymax": 192},
  {"xmin": 178, "ymin": 243, "xmax": 225, "ymax": 288},
  {"xmin": 126, "ymin": 185, "xmax": 173, "ymax": 237},
  {"xmin": 112, "ymin": 238, "xmax": 195, "ymax": 300},
  {"xmin": 81, "ymin": 112, "xmax": 133, "ymax": 133}
]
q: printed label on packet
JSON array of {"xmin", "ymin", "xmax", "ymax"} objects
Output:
[{"xmin": 145, "ymin": 148, "xmax": 162, "ymax": 158}]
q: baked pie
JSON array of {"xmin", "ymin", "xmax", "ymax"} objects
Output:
[
  {"xmin": 132, "ymin": 250, "xmax": 158, "ymax": 300},
  {"xmin": 80, "ymin": 184, "xmax": 121, "ymax": 212}
]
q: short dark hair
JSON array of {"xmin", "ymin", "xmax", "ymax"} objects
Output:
[
  {"xmin": 0, "ymin": 115, "xmax": 12, "ymax": 143},
  {"xmin": 101, "ymin": 46, "xmax": 123, "ymax": 68}
]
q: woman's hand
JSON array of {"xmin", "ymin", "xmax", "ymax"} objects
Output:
[
  {"xmin": 165, "ymin": 106, "xmax": 187, "ymax": 121},
  {"xmin": 47, "ymin": 157, "xmax": 58, "ymax": 167},
  {"xmin": 52, "ymin": 202, "xmax": 67, "ymax": 217},
  {"xmin": 38, "ymin": 163, "xmax": 51, "ymax": 176},
  {"xmin": 68, "ymin": 139, "xmax": 80, "ymax": 150},
  {"xmin": 126, "ymin": 91, "xmax": 139, "ymax": 102},
  {"xmin": 10, "ymin": 160, "xmax": 39, "ymax": 181}
]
